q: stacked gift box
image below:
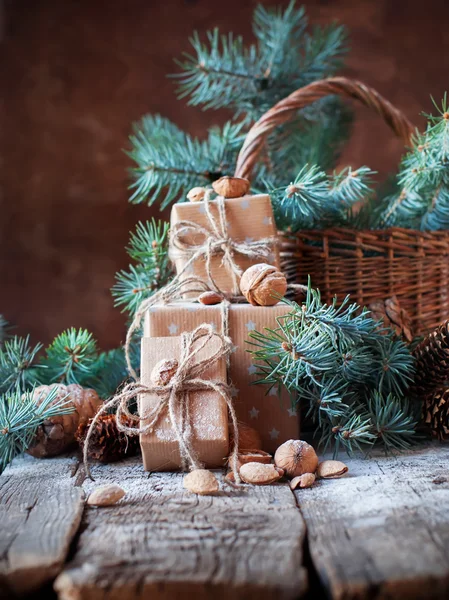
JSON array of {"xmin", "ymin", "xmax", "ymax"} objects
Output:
[{"xmin": 139, "ymin": 184, "xmax": 300, "ymax": 471}]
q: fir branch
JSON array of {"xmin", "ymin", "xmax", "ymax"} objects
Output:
[
  {"xmin": 112, "ymin": 219, "xmax": 173, "ymax": 315},
  {"xmin": 368, "ymin": 392, "xmax": 418, "ymax": 451},
  {"xmin": 0, "ymin": 315, "xmax": 9, "ymax": 346},
  {"xmin": 0, "ymin": 336, "xmax": 44, "ymax": 394},
  {"xmin": 127, "ymin": 117, "xmax": 244, "ymax": 208},
  {"xmin": 40, "ymin": 328, "xmax": 98, "ymax": 385},
  {"xmin": 0, "ymin": 387, "xmax": 73, "ymax": 473}
]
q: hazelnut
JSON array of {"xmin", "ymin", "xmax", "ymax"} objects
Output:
[
  {"xmin": 239, "ymin": 462, "xmax": 284, "ymax": 485},
  {"xmin": 236, "ymin": 449, "xmax": 272, "ymax": 469},
  {"xmin": 240, "ymin": 264, "xmax": 287, "ymax": 306},
  {"xmin": 87, "ymin": 484, "xmax": 126, "ymax": 507},
  {"xmin": 274, "ymin": 440, "xmax": 319, "ymax": 479},
  {"xmin": 212, "ymin": 176, "xmax": 250, "ymax": 199},
  {"xmin": 198, "ymin": 291, "xmax": 223, "ymax": 305},
  {"xmin": 183, "ymin": 469, "xmax": 219, "ymax": 495},
  {"xmin": 150, "ymin": 358, "xmax": 179, "ymax": 386},
  {"xmin": 316, "ymin": 460, "xmax": 348, "ymax": 479},
  {"xmin": 187, "ymin": 186, "xmax": 207, "ymax": 202},
  {"xmin": 290, "ymin": 473, "xmax": 316, "ymax": 490}
]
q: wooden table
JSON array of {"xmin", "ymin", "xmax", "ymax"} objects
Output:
[{"xmin": 1, "ymin": 444, "xmax": 449, "ymax": 599}]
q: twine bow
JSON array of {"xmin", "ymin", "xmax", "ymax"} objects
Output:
[
  {"xmin": 84, "ymin": 323, "xmax": 240, "ymax": 483},
  {"xmin": 170, "ymin": 189, "xmax": 276, "ymax": 296}
]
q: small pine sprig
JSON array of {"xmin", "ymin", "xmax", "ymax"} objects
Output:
[
  {"xmin": 380, "ymin": 96, "xmax": 449, "ymax": 231},
  {"xmin": 0, "ymin": 336, "xmax": 44, "ymax": 394},
  {"xmin": 0, "ymin": 315, "xmax": 9, "ymax": 346},
  {"xmin": 40, "ymin": 328, "xmax": 98, "ymax": 386},
  {"xmin": 127, "ymin": 117, "xmax": 244, "ymax": 208},
  {"xmin": 269, "ymin": 164, "xmax": 375, "ymax": 231},
  {"xmin": 0, "ymin": 387, "xmax": 73, "ymax": 473},
  {"xmin": 112, "ymin": 219, "xmax": 173, "ymax": 315},
  {"xmin": 247, "ymin": 282, "xmax": 416, "ymax": 454}
]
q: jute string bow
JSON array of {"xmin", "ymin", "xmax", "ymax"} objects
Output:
[
  {"xmin": 170, "ymin": 188, "xmax": 276, "ymax": 296},
  {"xmin": 84, "ymin": 322, "xmax": 240, "ymax": 482}
]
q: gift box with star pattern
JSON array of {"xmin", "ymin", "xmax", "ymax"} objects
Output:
[
  {"xmin": 169, "ymin": 194, "xmax": 280, "ymax": 296},
  {"xmin": 144, "ymin": 302, "xmax": 300, "ymax": 452}
]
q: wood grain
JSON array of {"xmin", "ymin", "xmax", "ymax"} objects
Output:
[
  {"xmin": 0, "ymin": 455, "xmax": 85, "ymax": 597},
  {"xmin": 297, "ymin": 445, "xmax": 449, "ymax": 600},
  {"xmin": 54, "ymin": 459, "xmax": 307, "ymax": 600}
]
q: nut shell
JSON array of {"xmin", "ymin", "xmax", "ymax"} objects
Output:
[
  {"xmin": 212, "ymin": 176, "xmax": 250, "ymax": 199},
  {"xmin": 274, "ymin": 439, "xmax": 319, "ymax": 479},
  {"xmin": 230, "ymin": 422, "xmax": 263, "ymax": 452},
  {"xmin": 236, "ymin": 449, "xmax": 272, "ymax": 469},
  {"xmin": 87, "ymin": 484, "xmax": 126, "ymax": 507},
  {"xmin": 187, "ymin": 186, "xmax": 207, "ymax": 202},
  {"xmin": 150, "ymin": 359, "xmax": 179, "ymax": 386},
  {"xmin": 239, "ymin": 462, "xmax": 284, "ymax": 485},
  {"xmin": 183, "ymin": 469, "xmax": 219, "ymax": 495},
  {"xmin": 27, "ymin": 384, "xmax": 102, "ymax": 458},
  {"xmin": 240, "ymin": 264, "xmax": 287, "ymax": 306},
  {"xmin": 316, "ymin": 460, "xmax": 348, "ymax": 479},
  {"xmin": 290, "ymin": 473, "xmax": 316, "ymax": 490},
  {"xmin": 198, "ymin": 291, "xmax": 223, "ymax": 305}
]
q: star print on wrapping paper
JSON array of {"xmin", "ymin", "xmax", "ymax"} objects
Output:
[
  {"xmin": 230, "ymin": 384, "xmax": 239, "ymax": 398},
  {"xmin": 208, "ymin": 322, "xmax": 217, "ymax": 331},
  {"xmin": 241, "ymin": 199, "xmax": 250, "ymax": 209},
  {"xmin": 168, "ymin": 323, "xmax": 179, "ymax": 335},
  {"xmin": 269, "ymin": 428, "xmax": 280, "ymax": 440},
  {"xmin": 268, "ymin": 387, "xmax": 278, "ymax": 397},
  {"xmin": 287, "ymin": 407, "xmax": 298, "ymax": 417},
  {"xmin": 245, "ymin": 320, "xmax": 256, "ymax": 331},
  {"xmin": 247, "ymin": 364, "xmax": 258, "ymax": 375},
  {"xmin": 199, "ymin": 203, "xmax": 207, "ymax": 214},
  {"xmin": 249, "ymin": 407, "xmax": 260, "ymax": 419},
  {"xmin": 245, "ymin": 237, "xmax": 254, "ymax": 244},
  {"xmin": 263, "ymin": 216, "xmax": 273, "ymax": 226},
  {"xmin": 230, "ymin": 344, "xmax": 239, "ymax": 354}
]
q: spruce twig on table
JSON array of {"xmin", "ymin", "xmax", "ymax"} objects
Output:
[{"xmin": 0, "ymin": 336, "xmax": 44, "ymax": 394}]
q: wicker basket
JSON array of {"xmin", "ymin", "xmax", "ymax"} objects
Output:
[{"xmin": 234, "ymin": 77, "xmax": 449, "ymax": 335}]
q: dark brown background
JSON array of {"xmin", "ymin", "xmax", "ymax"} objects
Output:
[{"xmin": 2, "ymin": 0, "xmax": 449, "ymax": 350}]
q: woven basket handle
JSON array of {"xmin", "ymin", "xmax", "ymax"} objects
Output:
[{"xmin": 234, "ymin": 77, "xmax": 415, "ymax": 180}]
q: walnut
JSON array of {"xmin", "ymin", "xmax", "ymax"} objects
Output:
[
  {"xmin": 239, "ymin": 462, "xmax": 284, "ymax": 485},
  {"xmin": 274, "ymin": 439, "xmax": 319, "ymax": 478},
  {"xmin": 212, "ymin": 176, "xmax": 250, "ymax": 199},
  {"xmin": 87, "ymin": 484, "xmax": 126, "ymax": 507},
  {"xmin": 183, "ymin": 469, "xmax": 219, "ymax": 495},
  {"xmin": 150, "ymin": 359, "xmax": 179, "ymax": 386},
  {"xmin": 198, "ymin": 291, "xmax": 223, "ymax": 305},
  {"xmin": 290, "ymin": 473, "xmax": 316, "ymax": 490},
  {"xmin": 26, "ymin": 384, "xmax": 103, "ymax": 458},
  {"xmin": 187, "ymin": 186, "xmax": 207, "ymax": 202},
  {"xmin": 316, "ymin": 460, "xmax": 348, "ymax": 479},
  {"xmin": 239, "ymin": 263, "xmax": 287, "ymax": 306}
]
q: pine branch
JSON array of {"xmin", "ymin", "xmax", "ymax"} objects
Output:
[
  {"xmin": 0, "ymin": 387, "xmax": 73, "ymax": 473},
  {"xmin": 0, "ymin": 336, "xmax": 44, "ymax": 394},
  {"xmin": 40, "ymin": 328, "xmax": 98, "ymax": 386},
  {"xmin": 127, "ymin": 117, "xmax": 244, "ymax": 208},
  {"xmin": 247, "ymin": 282, "xmax": 417, "ymax": 454},
  {"xmin": 0, "ymin": 315, "xmax": 9, "ymax": 346},
  {"xmin": 112, "ymin": 219, "xmax": 173, "ymax": 315}
]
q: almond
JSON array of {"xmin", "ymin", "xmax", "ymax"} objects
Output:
[
  {"xmin": 198, "ymin": 291, "xmax": 223, "ymax": 305},
  {"xmin": 290, "ymin": 473, "xmax": 316, "ymax": 490},
  {"xmin": 183, "ymin": 469, "xmax": 219, "ymax": 495},
  {"xmin": 212, "ymin": 176, "xmax": 250, "ymax": 199},
  {"xmin": 316, "ymin": 460, "xmax": 348, "ymax": 479},
  {"xmin": 87, "ymin": 484, "xmax": 126, "ymax": 507},
  {"xmin": 187, "ymin": 186, "xmax": 207, "ymax": 202},
  {"xmin": 239, "ymin": 462, "xmax": 284, "ymax": 485}
]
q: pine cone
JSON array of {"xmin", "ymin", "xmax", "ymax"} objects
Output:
[
  {"xmin": 368, "ymin": 296, "xmax": 413, "ymax": 343},
  {"xmin": 27, "ymin": 384, "xmax": 103, "ymax": 458},
  {"xmin": 75, "ymin": 413, "xmax": 140, "ymax": 463},
  {"xmin": 413, "ymin": 320, "xmax": 449, "ymax": 395},
  {"xmin": 423, "ymin": 388, "xmax": 449, "ymax": 441}
]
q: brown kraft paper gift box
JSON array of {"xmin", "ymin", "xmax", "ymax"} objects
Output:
[
  {"xmin": 140, "ymin": 335, "xmax": 229, "ymax": 472},
  {"xmin": 144, "ymin": 303, "xmax": 300, "ymax": 453},
  {"xmin": 170, "ymin": 194, "xmax": 279, "ymax": 296}
]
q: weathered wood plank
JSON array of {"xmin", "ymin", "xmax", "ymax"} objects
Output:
[
  {"xmin": 297, "ymin": 444, "xmax": 449, "ymax": 600},
  {"xmin": 0, "ymin": 455, "xmax": 85, "ymax": 597},
  {"xmin": 55, "ymin": 459, "xmax": 307, "ymax": 600}
]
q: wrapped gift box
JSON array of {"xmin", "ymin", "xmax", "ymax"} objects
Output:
[
  {"xmin": 170, "ymin": 194, "xmax": 279, "ymax": 296},
  {"xmin": 140, "ymin": 335, "xmax": 229, "ymax": 471},
  {"xmin": 144, "ymin": 302, "xmax": 300, "ymax": 453}
]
